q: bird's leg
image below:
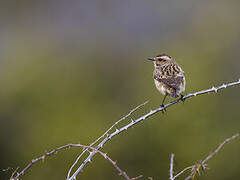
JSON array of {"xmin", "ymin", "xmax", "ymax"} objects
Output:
[
  {"xmin": 161, "ymin": 94, "xmax": 168, "ymax": 113},
  {"xmin": 161, "ymin": 93, "xmax": 168, "ymax": 107},
  {"xmin": 179, "ymin": 93, "xmax": 185, "ymax": 103}
]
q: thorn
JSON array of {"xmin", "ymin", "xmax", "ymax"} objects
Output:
[
  {"xmin": 115, "ymin": 129, "xmax": 119, "ymax": 133},
  {"xmin": 89, "ymin": 151, "xmax": 95, "ymax": 156},
  {"xmin": 201, "ymin": 163, "xmax": 208, "ymax": 171},
  {"xmin": 42, "ymin": 155, "xmax": 46, "ymax": 162},
  {"xmin": 222, "ymin": 84, "xmax": 227, "ymax": 88},
  {"xmin": 162, "ymin": 109, "xmax": 166, "ymax": 114},
  {"xmin": 212, "ymin": 86, "xmax": 218, "ymax": 93},
  {"xmin": 193, "ymin": 93, "xmax": 197, "ymax": 96},
  {"xmin": 131, "ymin": 119, "xmax": 135, "ymax": 123},
  {"xmin": 196, "ymin": 167, "xmax": 201, "ymax": 175}
]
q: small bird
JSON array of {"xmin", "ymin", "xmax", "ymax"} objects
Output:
[{"xmin": 147, "ymin": 54, "xmax": 186, "ymax": 107}]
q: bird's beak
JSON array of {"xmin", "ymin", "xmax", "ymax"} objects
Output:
[{"xmin": 147, "ymin": 57, "xmax": 155, "ymax": 61}]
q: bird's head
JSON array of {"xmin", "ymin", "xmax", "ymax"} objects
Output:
[{"xmin": 147, "ymin": 54, "xmax": 174, "ymax": 67}]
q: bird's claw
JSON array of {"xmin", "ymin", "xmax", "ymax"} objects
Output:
[
  {"xmin": 160, "ymin": 104, "xmax": 166, "ymax": 114},
  {"xmin": 179, "ymin": 94, "xmax": 185, "ymax": 104}
]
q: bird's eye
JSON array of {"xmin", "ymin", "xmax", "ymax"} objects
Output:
[{"xmin": 160, "ymin": 58, "xmax": 166, "ymax": 62}]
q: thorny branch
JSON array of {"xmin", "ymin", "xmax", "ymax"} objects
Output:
[
  {"xmin": 67, "ymin": 101, "xmax": 148, "ymax": 179},
  {"xmin": 169, "ymin": 133, "xmax": 239, "ymax": 180},
  {"xmin": 10, "ymin": 79, "xmax": 240, "ymax": 180},
  {"xmin": 68, "ymin": 79, "xmax": 240, "ymax": 180},
  {"xmin": 11, "ymin": 144, "xmax": 141, "ymax": 180}
]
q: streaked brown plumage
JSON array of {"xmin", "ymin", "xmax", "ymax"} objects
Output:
[{"xmin": 147, "ymin": 53, "xmax": 186, "ymax": 106}]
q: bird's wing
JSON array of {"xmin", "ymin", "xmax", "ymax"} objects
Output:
[{"xmin": 154, "ymin": 74, "xmax": 183, "ymax": 91}]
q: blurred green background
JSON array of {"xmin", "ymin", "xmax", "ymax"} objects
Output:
[{"xmin": 1, "ymin": 0, "xmax": 240, "ymax": 180}]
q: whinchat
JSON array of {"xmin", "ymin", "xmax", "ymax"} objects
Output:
[{"xmin": 147, "ymin": 54, "xmax": 186, "ymax": 106}]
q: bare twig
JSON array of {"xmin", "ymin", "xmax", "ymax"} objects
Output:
[
  {"xmin": 170, "ymin": 133, "xmax": 239, "ymax": 180},
  {"xmin": 68, "ymin": 79, "xmax": 240, "ymax": 180},
  {"xmin": 172, "ymin": 166, "xmax": 193, "ymax": 180},
  {"xmin": 11, "ymin": 144, "xmax": 136, "ymax": 180},
  {"xmin": 201, "ymin": 133, "xmax": 239, "ymax": 164},
  {"xmin": 170, "ymin": 154, "xmax": 174, "ymax": 180},
  {"xmin": 184, "ymin": 170, "xmax": 195, "ymax": 180},
  {"xmin": 67, "ymin": 101, "xmax": 148, "ymax": 179}
]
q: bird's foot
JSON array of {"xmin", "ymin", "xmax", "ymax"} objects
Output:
[
  {"xmin": 160, "ymin": 104, "xmax": 167, "ymax": 114},
  {"xmin": 179, "ymin": 94, "xmax": 185, "ymax": 104}
]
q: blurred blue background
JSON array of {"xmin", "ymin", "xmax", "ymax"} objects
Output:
[{"xmin": 1, "ymin": 0, "xmax": 240, "ymax": 179}]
